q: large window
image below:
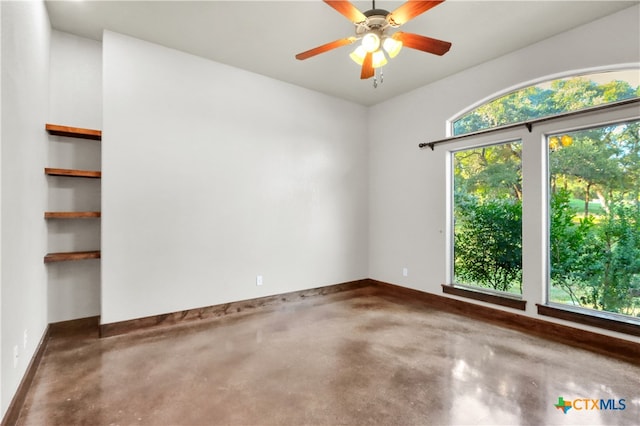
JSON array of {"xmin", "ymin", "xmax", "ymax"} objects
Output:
[
  {"xmin": 548, "ymin": 120, "xmax": 640, "ymax": 318},
  {"xmin": 446, "ymin": 68, "xmax": 640, "ymax": 331},
  {"xmin": 453, "ymin": 70, "xmax": 639, "ymax": 136},
  {"xmin": 453, "ymin": 140, "xmax": 522, "ymax": 295}
]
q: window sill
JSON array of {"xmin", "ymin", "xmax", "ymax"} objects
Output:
[
  {"xmin": 441, "ymin": 284, "xmax": 526, "ymax": 310},
  {"xmin": 537, "ymin": 304, "xmax": 640, "ymax": 337}
]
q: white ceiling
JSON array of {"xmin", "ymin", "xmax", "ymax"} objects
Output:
[{"xmin": 45, "ymin": 0, "xmax": 639, "ymax": 106}]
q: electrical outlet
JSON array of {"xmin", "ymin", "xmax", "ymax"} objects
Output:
[
  {"xmin": 256, "ymin": 275, "xmax": 263, "ymax": 286},
  {"xmin": 403, "ymin": 267, "xmax": 408, "ymax": 277},
  {"xmin": 13, "ymin": 345, "xmax": 19, "ymax": 369},
  {"xmin": 23, "ymin": 329, "xmax": 28, "ymax": 349}
]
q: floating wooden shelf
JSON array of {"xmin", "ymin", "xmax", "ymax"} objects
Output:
[
  {"xmin": 46, "ymin": 123, "xmax": 102, "ymax": 140},
  {"xmin": 44, "ymin": 250, "xmax": 101, "ymax": 263},
  {"xmin": 45, "ymin": 212, "xmax": 101, "ymax": 219},
  {"xmin": 44, "ymin": 124, "xmax": 102, "ymax": 266},
  {"xmin": 45, "ymin": 168, "xmax": 101, "ymax": 178}
]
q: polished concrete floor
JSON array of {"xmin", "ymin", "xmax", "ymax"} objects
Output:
[{"xmin": 17, "ymin": 287, "xmax": 639, "ymax": 425}]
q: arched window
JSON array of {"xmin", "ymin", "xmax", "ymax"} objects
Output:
[
  {"xmin": 447, "ymin": 68, "xmax": 640, "ymax": 329},
  {"xmin": 452, "ymin": 69, "xmax": 639, "ymax": 136}
]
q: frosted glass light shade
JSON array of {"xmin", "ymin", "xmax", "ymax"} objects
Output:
[
  {"xmin": 372, "ymin": 50, "xmax": 387, "ymax": 68},
  {"xmin": 383, "ymin": 37, "xmax": 403, "ymax": 58},
  {"xmin": 349, "ymin": 46, "xmax": 367, "ymax": 65},
  {"xmin": 361, "ymin": 33, "xmax": 381, "ymax": 53}
]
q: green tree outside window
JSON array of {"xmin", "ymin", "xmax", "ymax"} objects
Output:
[{"xmin": 451, "ymin": 70, "xmax": 640, "ymax": 317}]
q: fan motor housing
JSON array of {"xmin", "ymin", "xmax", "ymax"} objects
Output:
[
  {"xmin": 356, "ymin": 9, "xmax": 392, "ymax": 37},
  {"xmin": 363, "ymin": 8, "xmax": 390, "ymax": 18}
]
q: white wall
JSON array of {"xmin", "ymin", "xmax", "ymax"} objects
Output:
[
  {"xmin": 49, "ymin": 30, "xmax": 102, "ymax": 130},
  {"xmin": 102, "ymin": 31, "xmax": 369, "ymax": 324},
  {"xmin": 47, "ymin": 30, "xmax": 102, "ymax": 322},
  {"xmin": 0, "ymin": 0, "xmax": 51, "ymax": 417},
  {"xmin": 368, "ymin": 6, "xmax": 640, "ymax": 342}
]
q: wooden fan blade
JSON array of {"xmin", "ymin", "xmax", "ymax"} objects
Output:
[
  {"xmin": 295, "ymin": 37, "xmax": 356, "ymax": 60},
  {"xmin": 360, "ymin": 52, "xmax": 374, "ymax": 79},
  {"xmin": 393, "ymin": 31, "xmax": 451, "ymax": 56},
  {"xmin": 324, "ymin": 0, "xmax": 366, "ymax": 23},
  {"xmin": 388, "ymin": 1, "xmax": 445, "ymax": 26}
]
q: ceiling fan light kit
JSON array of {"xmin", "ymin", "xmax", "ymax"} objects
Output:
[
  {"xmin": 361, "ymin": 32, "xmax": 381, "ymax": 52},
  {"xmin": 295, "ymin": 0, "xmax": 452, "ymax": 85},
  {"xmin": 383, "ymin": 37, "xmax": 403, "ymax": 58}
]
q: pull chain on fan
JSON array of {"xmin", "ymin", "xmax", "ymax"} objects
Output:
[{"xmin": 373, "ymin": 68, "xmax": 383, "ymax": 89}]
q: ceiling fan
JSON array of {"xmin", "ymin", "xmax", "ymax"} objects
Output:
[{"xmin": 295, "ymin": 0, "xmax": 452, "ymax": 80}]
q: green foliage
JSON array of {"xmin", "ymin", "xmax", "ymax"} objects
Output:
[
  {"xmin": 550, "ymin": 193, "xmax": 640, "ymax": 315},
  {"xmin": 454, "ymin": 194, "xmax": 522, "ymax": 292},
  {"xmin": 453, "ymin": 142, "xmax": 523, "ymax": 293},
  {"xmin": 586, "ymin": 204, "xmax": 640, "ymax": 314},
  {"xmin": 548, "ymin": 122, "xmax": 640, "ymax": 316},
  {"xmin": 549, "ymin": 190, "xmax": 598, "ymax": 304},
  {"xmin": 452, "ymin": 72, "xmax": 640, "ymax": 317},
  {"xmin": 454, "ymin": 143, "xmax": 522, "ymax": 200},
  {"xmin": 454, "ymin": 86, "xmax": 553, "ymax": 135},
  {"xmin": 567, "ymin": 199, "xmax": 605, "ymax": 216},
  {"xmin": 550, "ymin": 126, "xmax": 627, "ymax": 215},
  {"xmin": 613, "ymin": 122, "xmax": 640, "ymax": 198},
  {"xmin": 454, "ymin": 75, "xmax": 638, "ymax": 136}
]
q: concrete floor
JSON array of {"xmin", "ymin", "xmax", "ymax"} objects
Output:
[{"xmin": 16, "ymin": 287, "xmax": 639, "ymax": 425}]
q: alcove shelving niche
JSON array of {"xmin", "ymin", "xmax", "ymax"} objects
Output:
[{"xmin": 44, "ymin": 123, "xmax": 102, "ymax": 263}]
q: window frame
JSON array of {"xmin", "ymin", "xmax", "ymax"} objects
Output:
[
  {"xmin": 447, "ymin": 66, "xmax": 640, "ymax": 138},
  {"xmin": 446, "ymin": 130, "xmax": 528, "ymax": 309},
  {"xmin": 543, "ymin": 115, "xmax": 640, "ymax": 326},
  {"xmin": 444, "ymin": 100, "xmax": 640, "ymax": 334},
  {"xmin": 449, "ymin": 137, "xmax": 524, "ymax": 299}
]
